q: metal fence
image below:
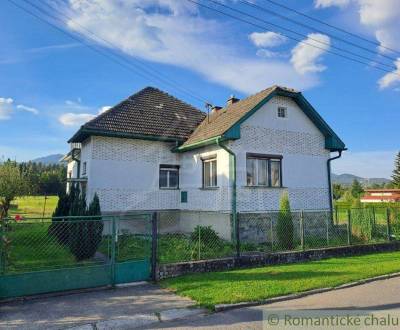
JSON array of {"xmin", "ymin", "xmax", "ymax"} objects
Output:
[{"xmin": 156, "ymin": 207, "xmax": 400, "ymax": 264}]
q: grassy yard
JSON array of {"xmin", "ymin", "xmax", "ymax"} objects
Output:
[
  {"xmin": 161, "ymin": 251, "xmax": 400, "ymax": 309},
  {"xmin": 8, "ymin": 196, "xmax": 58, "ymax": 219}
]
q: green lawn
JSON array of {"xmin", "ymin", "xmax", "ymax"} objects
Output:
[
  {"xmin": 161, "ymin": 251, "xmax": 400, "ymax": 309},
  {"xmin": 9, "ymin": 196, "xmax": 58, "ymax": 219}
]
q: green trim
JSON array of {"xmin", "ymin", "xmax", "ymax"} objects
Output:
[
  {"xmin": 175, "ymin": 136, "xmax": 225, "ymax": 153},
  {"xmin": 224, "ymin": 89, "xmax": 345, "ymax": 151},
  {"xmin": 68, "ymin": 127, "xmax": 184, "ymax": 144}
]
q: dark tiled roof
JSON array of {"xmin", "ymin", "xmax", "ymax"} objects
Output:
[
  {"xmin": 183, "ymin": 86, "xmax": 291, "ymax": 146},
  {"xmin": 69, "ymin": 87, "xmax": 206, "ymax": 142}
]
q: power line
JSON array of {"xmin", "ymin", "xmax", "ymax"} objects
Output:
[
  {"xmin": 262, "ymin": 0, "xmax": 400, "ymax": 56},
  {"xmin": 187, "ymin": 0, "xmax": 400, "ymax": 77},
  {"xmin": 206, "ymin": 0, "xmax": 397, "ymax": 71},
  {"xmin": 7, "ymin": 0, "xmax": 209, "ymax": 105},
  {"xmin": 240, "ymin": 0, "xmax": 398, "ymax": 63}
]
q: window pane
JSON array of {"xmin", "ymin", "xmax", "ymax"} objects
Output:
[
  {"xmin": 211, "ymin": 160, "xmax": 217, "ymax": 187},
  {"xmin": 257, "ymin": 159, "xmax": 268, "ymax": 186},
  {"xmin": 246, "ymin": 158, "xmax": 256, "ymax": 186},
  {"xmin": 169, "ymin": 170, "xmax": 178, "ymax": 188},
  {"xmin": 160, "ymin": 169, "xmax": 168, "ymax": 188},
  {"xmin": 271, "ymin": 160, "xmax": 281, "ymax": 187},
  {"xmin": 204, "ymin": 161, "xmax": 211, "ymax": 187}
]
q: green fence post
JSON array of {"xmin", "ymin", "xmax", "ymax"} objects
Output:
[
  {"xmin": 236, "ymin": 212, "xmax": 240, "ymax": 259},
  {"xmin": 110, "ymin": 216, "xmax": 117, "ymax": 287},
  {"xmin": 151, "ymin": 212, "xmax": 158, "ymax": 282},
  {"xmin": 347, "ymin": 209, "xmax": 352, "ymax": 245},
  {"xmin": 326, "ymin": 211, "xmax": 330, "ymax": 247},
  {"xmin": 300, "ymin": 210, "xmax": 305, "ymax": 251},
  {"xmin": 386, "ymin": 208, "xmax": 391, "ymax": 241},
  {"xmin": 270, "ymin": 217, "xmax": 274, "ymax": 252}
]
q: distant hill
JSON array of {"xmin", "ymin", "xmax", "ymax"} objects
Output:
[
  {"xmin": 31, "ymin": 154, "xmax": 65, "ymax": 165},
  {"xmin": 332, "ymin": 173, "xmax": 390, "ymax": 186}
]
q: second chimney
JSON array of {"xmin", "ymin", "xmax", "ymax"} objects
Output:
[{"xmin": 227, "ymin": 94, "xmax": 240, "ymax": 106}]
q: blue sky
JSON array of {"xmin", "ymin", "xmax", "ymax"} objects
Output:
[{"xmin": 0, "ymin": 0, "xmax": 399, "ymax": 178}]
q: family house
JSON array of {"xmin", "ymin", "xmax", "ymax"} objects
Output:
[
  {"xmin": 64, "ymin": 86, "xmax": 345, "ymax": 224},
  {"xmin": 360, "ymin": 189, "xmax": 400, "ymax": 203}
]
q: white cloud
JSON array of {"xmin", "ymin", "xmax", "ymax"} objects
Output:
[
  {"xmin": 332, "ymin": 150, "xmax": 396, "ymax": 178},
  {"xmin": 378, "ymin": 58, "xmax": 400, "ymax": 89},
  {"xmin": 99, "ymin": 106, "xmax": 112, "ymax": 114},
  {"xmin": 58, "ymin": 113, "xmax": 95, "ymax": 127},
  {"xmin": 0, "ymin": 98, "xmax": 14, "ymax": 120},
  {"xmin": 315, "ymin": 0, "xmax": 350, "ymax": 8},
  {"xmin": 290, "ymin": 33, "xmax": 331, "ymax": 74},
  {"xmin": 54, "ymin": 0, "xmax": 323, "ymax": 94},
  {"xmin": 17, "ymin": 104, "xmax": 39, "ymax": 115},
  {"xmin": 249, "ymin": 31, "xmax": 287, "ymax": 48}
]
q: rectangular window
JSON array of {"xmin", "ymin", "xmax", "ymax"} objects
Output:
[
  {"xmin": 246, "ymin": 154, "xmax": 282, "ymax": 187},
  {"xmin": 278, "ymin": 106, "xmax": 287, "ymax": 118},
  {"xmin": 203, "ymin": 157, "xmax": 217, "ymax": 188},
  {"xmin": 82, "ymin": 162, "xmax": 87, "ymax": 175},
  {"xmin": 159, "ymin": 165, "xmax": 179, "ymax": 189}
]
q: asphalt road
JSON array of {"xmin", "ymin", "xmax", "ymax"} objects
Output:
[{"xmin": 148, "ymin": 276, "xmax": 400, "ymax": 329}]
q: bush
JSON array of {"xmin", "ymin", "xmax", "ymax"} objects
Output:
[
  {"xmin": 48, "ymin": 190, "xmax": 72, "ymax": 244},
  {"xmin": 190, "ymin": 225, "xmax": 221, "ymax": 246},
  {"xmin": 276, "ymin": 193, "xmax": 294, "ymax": 250}
]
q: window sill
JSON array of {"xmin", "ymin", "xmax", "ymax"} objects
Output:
[
  {"xmin": 243, "ymin": 185, "xmax": 286, "ymax": 189},
  {"xmin": 199, "ymin": 187, "xmax": 220, "ymax": 190},
  {"xmin": 159, "ymin": 188, "xmax": 180, "ymax": 190}
]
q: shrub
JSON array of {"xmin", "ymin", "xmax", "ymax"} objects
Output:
[
  {"xmin": 276, "ymin": 193, "xmax": 294, "ymax": 250},
  {"xmin": 190, "ymin": 225, "xmax": 221, "ymax": 246},
  {"xmin": 351, "ymin": 199, "xmax": 374, "ymax": 241},
  {"xmin": 48, "ymin": 189, "xmax": 72, "ymax": 244}
]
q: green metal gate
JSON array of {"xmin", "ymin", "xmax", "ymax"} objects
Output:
[{"xmin": 0, "ymin": 214, "xmax": 153, "ymax": 299}]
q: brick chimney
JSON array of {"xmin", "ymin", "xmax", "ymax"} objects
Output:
[
  {"xmin": 211, "ymin": 105, "xmax": 222, "ymax": 114},
  {"xmin": 227, "ymin": 94, "xmax": 239, "ymax": 106}
]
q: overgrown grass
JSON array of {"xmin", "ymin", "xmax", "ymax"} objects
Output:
[
  {"xmin": 161, "ymin": 251, "xmax": 400, "ymax": 309},
  {"xmin": 8, "ymin": 196, "xmax": 58, "ymax": 219}
]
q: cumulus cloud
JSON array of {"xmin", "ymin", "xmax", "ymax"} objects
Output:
[
  {"xmin": 17, "ymin": 104, "xmax": 39, "ymax": 115},
  {"xmin": 0, "ymin": 98, "xmax": 14, "ymax": 120},
  {"xmin": 99, "ymin": 106, "xmax": 112, "ymax": 114},
  {"xmin": 52, "ymin": 0, "xmax": 323, "ymax": 94},
  {"xmin": 378, "ymin": 58, "xmax": 400, "ymax": 89},
  {"xmin": 249, "ymin": 31, "xmax": 287, "ymax": 48},
  {"xmin": 315, "ymin": 0, "xmax": 350, "ymax": 8},
  {"xmin": 290, "ymin": 33, "xmax": 331, "ymax": 74},
  {"xmin": 58, "ymin": 113, "xmax": 95, "ymax": 127}
]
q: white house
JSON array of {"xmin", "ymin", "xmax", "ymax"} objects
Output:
[{"xmin": 64, "ymin": 86, "xmax": 345, "ymax": 229}]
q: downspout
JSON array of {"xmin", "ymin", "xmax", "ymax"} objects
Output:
[
  {"xmin": 327, "ymin": 149, "xmax": 344, "ymax": 212},
  {"xmin": 216, "ymin": 137, "xmax": 239, "ymax": 258}
]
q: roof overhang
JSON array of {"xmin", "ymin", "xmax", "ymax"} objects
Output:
[{"xmin": 68, "ymin": 127, "xmax": 185, "ymax": 144}]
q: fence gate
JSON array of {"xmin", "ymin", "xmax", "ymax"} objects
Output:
[{"xmin": 0, "ymin": 214, "xmax": 153, "ymax": 300}]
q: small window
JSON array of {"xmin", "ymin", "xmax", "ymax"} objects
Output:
[
  {"xmin": 82, "ymin": 162, "xmax": 87, "ymax": 175},
  {"xmin": 203, "ymin": 157, "xmax": 217, "ymax": 188},
  {"xmin": 246, "ymin": 154, "xmax": 282, "ymax": 187},
  {"xmin": 277, "ymin": 106, "xmax": 287, "ymax": 118},
  {"xmin": 159, "ymin": 165, "xmax": 179, "ymax": 189}
]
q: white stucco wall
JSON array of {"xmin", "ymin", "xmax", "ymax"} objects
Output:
[
  {"xmin": 84, "ymin": 136, "xmax": 180, "ymax": 212},
  {"xmin": 229, "ymin": 95, "xmax": 331, "ymax": 211}
]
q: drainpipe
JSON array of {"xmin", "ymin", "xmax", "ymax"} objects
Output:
[
  {"xmin": 327, "ymin": 149, "xmax": 344, "ymax": 212},
  {"xmin": 216, "ymin": 137, "xmax": 239, "ymax": 258}
]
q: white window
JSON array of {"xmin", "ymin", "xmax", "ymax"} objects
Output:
[
  {"xmin": 159, "ymin": 165, "xmax": 179, "ymax": 189},
  {"xmin": 246, "ymin": 154, "xmax": 282, "ymax": 187},
  {"xmin": 203, "ymin": 157, "xmax": 217, "ymax": 188},
  {"xmin": 82, "ymin": 162, "xmax": 87, "ymax": 175},
  {"xmin": 277, "ymin": 106, "xmax": 287, "ymax": 118}
]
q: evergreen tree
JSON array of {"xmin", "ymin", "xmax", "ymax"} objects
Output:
[
  {"xmin": 392, "ymin": 152, "xmax": 400, "ymax": 188},
  {"xmin": 351, "ymin": 179, "xmax": 364, "ymax": 198},
  {"xmin": 276, "ymin": 193, "xmax": 294, "ymax": 250}
]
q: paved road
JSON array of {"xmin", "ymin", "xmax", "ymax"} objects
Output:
[
  {"xmin": 148, "ymin": 277, "xmax": 400, "ymax": 329},
  {"xmin": 0, "ymin": 283, "xmax": 195, "ymax": 330}
]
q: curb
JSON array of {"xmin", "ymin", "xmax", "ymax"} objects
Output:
[{"xmin": 214, "ymin": 271, "xmax": 400, "ymax": 312}]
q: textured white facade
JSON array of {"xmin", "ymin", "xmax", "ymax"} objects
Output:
[{"xmin": 73, "ymin": 95, "xmax": 331, "ymax": 213}]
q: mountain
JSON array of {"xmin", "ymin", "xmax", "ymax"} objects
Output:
[
  {"xmin": 332, "ymin": 173, "xmax": 390, "ymax": 186},
  {"xmin": 31, "ymin": 154, "xmax": 65, "ymax": 165}
]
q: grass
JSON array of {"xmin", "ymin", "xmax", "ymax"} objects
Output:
[
  {"xmin": 161, "ymin": 250, "xmax": 400, "ymax": 309},
  {"xmin": 8, "ymin": 196, "xmax": 58, "ymax": 219}
]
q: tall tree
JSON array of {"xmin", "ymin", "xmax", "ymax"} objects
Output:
[
  {"xmin": 351, "ymin": 179, "xmax": 364, "ymax": 199},
  {"xmin": 0, "ymin": 161, "xmax": 28, "ymax": 218},
  {"xmin": 392, "ymin": 152, "xmax": 400, "ymax": 188}
]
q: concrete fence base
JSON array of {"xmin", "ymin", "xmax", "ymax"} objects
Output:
[{"xmin": 156, "ymin": 241, "xmax": 400, "ymax": 280}]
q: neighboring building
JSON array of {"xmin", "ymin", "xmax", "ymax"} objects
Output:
[
  {"xmin": 64, "ymin": 85, "xmax": 345, "ymax": 219},
  {"xmin": 360, "ymin": 189, "xmax": 400, "ymax": 203}
]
